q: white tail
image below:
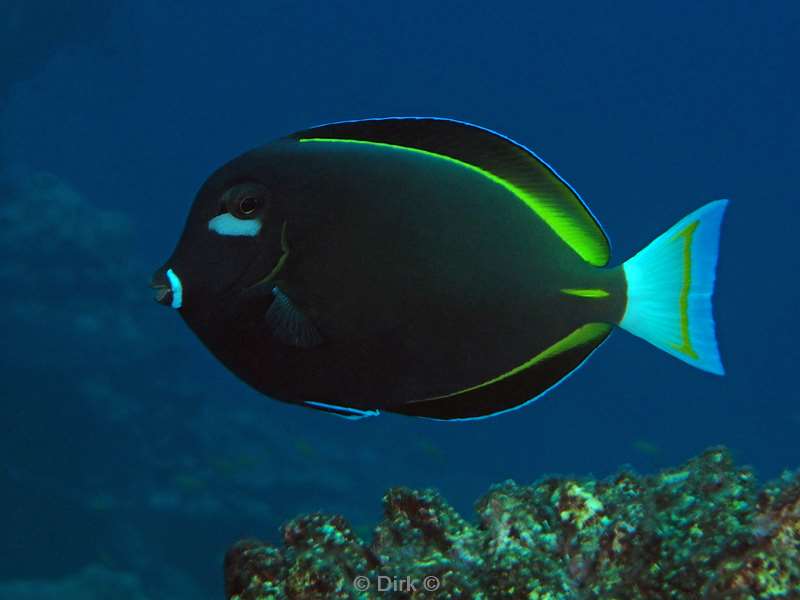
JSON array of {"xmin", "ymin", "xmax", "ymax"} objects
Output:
[{"xmin": 618, "ymin": 200, "xmax": 728, "ymax": 375}]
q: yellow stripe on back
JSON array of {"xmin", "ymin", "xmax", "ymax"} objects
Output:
[{"xmin": 299, "ymin": 137, "xmax": 609, "ymax": 266}]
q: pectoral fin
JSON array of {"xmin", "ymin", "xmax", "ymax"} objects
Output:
[{"xmin": 265, "ymin": 286, "xmax": 323, "ymax": 348}]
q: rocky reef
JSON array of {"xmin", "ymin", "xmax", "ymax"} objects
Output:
[{"xmin": 224, "ymin": 447, "xmax": 799, "ymax": 599}]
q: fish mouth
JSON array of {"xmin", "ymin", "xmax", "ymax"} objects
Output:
[
  {"xmin": 150, "ymin": 281, "xmax": 173, "ymax": 305},
  {"xmin": 150, "ymin": 268, "xmax": 183, "ymax": 309},
  {"xmin": 151, "ymin": 222, "xmax": 289, "ymax": 313}
]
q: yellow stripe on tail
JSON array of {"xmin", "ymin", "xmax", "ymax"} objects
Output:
[
  {"xmin": 670, "ymin": 220, "xmax": 699, "ymax": 359},
  {"xmin": 618, "ymin": 200, "xmax": 727, "ymax": 375}
]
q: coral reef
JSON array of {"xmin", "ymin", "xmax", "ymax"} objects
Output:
[{"xmin": 224, "ymin": 447, "xmax": 799, "ymax": 599}]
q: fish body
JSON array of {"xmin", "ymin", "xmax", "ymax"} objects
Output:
[{"xmin": 152, "ymin": 118, "xmax": 726, "ymax": 420}]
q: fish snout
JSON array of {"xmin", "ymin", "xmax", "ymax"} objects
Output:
[{"xmin": 150, "ymin": 267, "xmax": 183, "ymax": 309}]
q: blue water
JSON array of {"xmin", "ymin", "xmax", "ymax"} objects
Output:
[{"xmin": 1, "ymin": 1, "xmax": 797, "ymax": 598}]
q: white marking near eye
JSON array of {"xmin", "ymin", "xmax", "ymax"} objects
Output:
[
  {"xmin": 166, "ymin": 268, "xmax": 183, "ymax": 309},
  {"xmin": 208, "ymin": 213, "xmax": 262, "ymax": 236}
]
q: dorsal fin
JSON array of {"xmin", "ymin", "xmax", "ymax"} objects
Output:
[{"xmin": 290, "ymin": 117, "xmax": 610, "ymax": 266}]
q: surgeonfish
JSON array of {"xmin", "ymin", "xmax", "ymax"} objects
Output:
[{"xmin": 151, "ymin": 118, "xmax": 727, "ymax": 420}]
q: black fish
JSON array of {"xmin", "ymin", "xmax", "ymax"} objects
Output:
[{"xmin": 151, "ymin": 118, "xmax": 726, "ymax": 420}]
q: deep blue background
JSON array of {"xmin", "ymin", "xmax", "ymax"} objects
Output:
[{"xmin": 2, "ymin": 1, "xmax": 798, "ymax": 597}]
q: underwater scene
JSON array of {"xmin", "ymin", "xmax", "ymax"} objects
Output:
[{"xmin": 2, "ymin": 1, "xmax": 798, "ymax": 598}]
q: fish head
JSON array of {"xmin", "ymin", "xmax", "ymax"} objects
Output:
[{"xmin": 152, "ymin": 163, "xmax": 288, "ymax": 320}]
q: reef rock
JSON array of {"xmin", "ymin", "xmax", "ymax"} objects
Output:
[
  {"xmin": 224, "ymin": 447, "xmax": 800, "ymax": 599},
  {"xmin": 0, "ymin": 169, "xmax": 144, "ymax": 372}
]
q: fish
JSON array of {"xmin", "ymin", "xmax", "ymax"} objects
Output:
[{"xmin": 151, "ymin": 118, "xmax": 727, "ymax": 421}]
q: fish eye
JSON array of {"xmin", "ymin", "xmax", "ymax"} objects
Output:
[
  {"xmin": 239, "ymin": 196, "xmax": 260, "ymax": 215},
  {"xmin": 223, "ymin": 182, "xmax": 269, "ymax": 219}
]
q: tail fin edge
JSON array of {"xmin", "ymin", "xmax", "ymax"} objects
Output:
[{"xmin": 619, "ymin": 200, "xmax": 728, "ymax": 375}]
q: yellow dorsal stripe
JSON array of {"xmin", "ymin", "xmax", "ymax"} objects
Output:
[
  {"xmin": 669, "ymin": 220, "xmax": 700, "ymax": 359},
  {"xmin": 561, "ymin": 288, "xmax": 609, "ymax": 298},
  {"xmin": 298, "ymin": 137, "xmax": 607, "ymax": 266},
  {"xmin": 412, "ymin": 322, "xmax": 611, "ymax": 403}
]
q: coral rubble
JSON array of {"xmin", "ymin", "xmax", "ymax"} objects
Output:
[{"xmin": 224, "ymin": 447, "xmax": 799, "ymax": 599}]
